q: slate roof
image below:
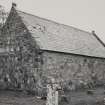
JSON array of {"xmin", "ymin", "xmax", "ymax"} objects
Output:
[{"xmin": 16, "ymin": 10, "xmax": 105, "ymax": 58}]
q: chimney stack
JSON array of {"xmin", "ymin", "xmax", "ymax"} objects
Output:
[{"xmin": 92, "ymin": 30, "xmax": 96, "ymax": 35}]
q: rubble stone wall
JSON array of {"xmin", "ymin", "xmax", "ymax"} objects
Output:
[
  {"xmin": 42, "ymin": 51, "xmax": 105, "ymax": 88},
  {"xmin": 0, "ymin": 7, "xmax": 42, "ymax": 92},
  {"xmin": 0, "ymin": 6, "xmax": 105, "ymax": 95}
]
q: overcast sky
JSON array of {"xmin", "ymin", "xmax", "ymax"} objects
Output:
[{"xmin": 0, "ymin": 0, "xmax": 105, "ymax": 42}]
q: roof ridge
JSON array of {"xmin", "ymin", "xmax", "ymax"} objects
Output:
[{"xmin": 16, "ymin": 9, "xmax": 92, "ymax": 35}]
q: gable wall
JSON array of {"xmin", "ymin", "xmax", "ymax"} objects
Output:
[{"xmin": 0, "ymin": 7, "xmax": 42, "ymax": 92}]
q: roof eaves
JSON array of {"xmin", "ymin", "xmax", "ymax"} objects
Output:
[{"xmin": 41, "ymin": 49, "xmax": 105, "ymax": 59}]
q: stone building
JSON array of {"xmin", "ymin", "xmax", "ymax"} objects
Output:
[{"xmin": 0, "ymin": 3, "xmax": 105, "ymax": 91}]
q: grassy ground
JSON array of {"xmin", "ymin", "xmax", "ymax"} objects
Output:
[
  {"xmin": 0, "ymin": 90, "xmax": 45, "ymax": 105},
  {"xmin": 60, "ymin": 87, "xmax": 105, "ymax": 105},
  {"xmin": 0, "ymin": 87, "xmax": 105, "ymax": 105}
]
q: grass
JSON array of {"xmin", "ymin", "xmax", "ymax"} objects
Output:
[
  {"xmin": 0, "ymin": 87, "xmax": 105, "ymax": 105},
  {"xmin": 60, "ymin": 87, "xmax": 105, "ymax": 105},
  {"xmin": 0, "ymin": 90, "xmax": 45, "ymax": 105}
]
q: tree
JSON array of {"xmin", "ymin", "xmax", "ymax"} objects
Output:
[{"xmin": 0, "ymin": 5, "xmax": 8, "ymax": 28}]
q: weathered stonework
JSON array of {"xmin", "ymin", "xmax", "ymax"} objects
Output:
[
  {"xmin": 0, "ymin": 6, "xmax": 42, "ymax": 92},
  {"xmin": 42, "ymin": 51, "xmax": 105, "ymax": 88},
  {"xmin": 0, "ymin": 4, "xmax": 105, "ymax": 96}
]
